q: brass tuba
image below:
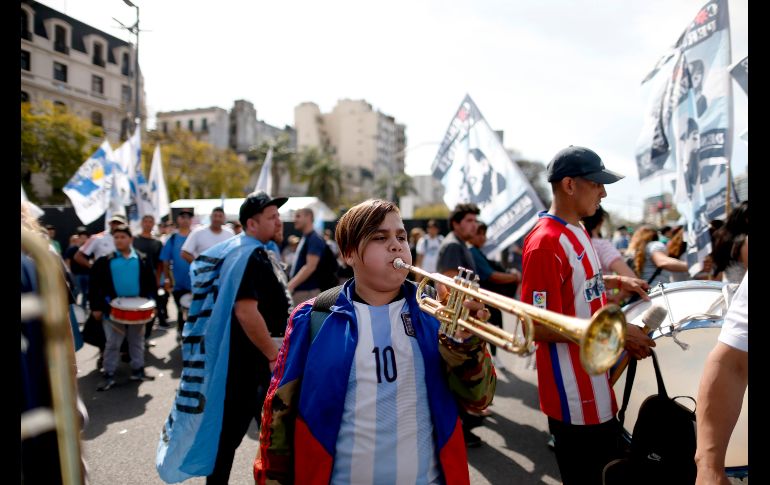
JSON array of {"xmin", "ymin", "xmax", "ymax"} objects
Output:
[
  {"xmin": 21, "ymin": 228, "xmax": 84, "ymax": 484},
  {"xmin": 394, "ymin": 258, "xmax": 626, "ymax": 375}
]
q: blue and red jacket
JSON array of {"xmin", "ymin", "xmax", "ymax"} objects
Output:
[{"xmin": 254, "ymin": 279, "xmax": 495, "ymax": 484}]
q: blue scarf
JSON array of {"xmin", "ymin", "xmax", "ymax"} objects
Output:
[{"xmin": 156, "ymin": 233, "xmax": 278, "ymax": 483}]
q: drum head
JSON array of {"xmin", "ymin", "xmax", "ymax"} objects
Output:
[
  {"xmin": 615, "ymin": 281, "xmax": 747, "ymax": 470},
  {"xmin": 111, "ymin": 297, "xmax": 156, "ymax": 311}
]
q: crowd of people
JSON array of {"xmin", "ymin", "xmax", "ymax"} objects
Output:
[{"xmin": 22, "ymin": 144, "xmax": 748, "ymax": 484}]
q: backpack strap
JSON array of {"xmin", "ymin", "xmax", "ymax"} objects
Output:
[
  {"xmin": 618, "ymin": 353, "xmax": 638, "ymax": 426},
  {"xmin": 618, "ymin": 349, "xmax": 667, "ymax": 425},
  {"xmin": 309, "ymin": 285, "xmax": 344, "ymax": 342}
]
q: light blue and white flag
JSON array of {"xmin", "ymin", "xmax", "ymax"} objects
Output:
[
  {"xmin": 254, "ymin": 146, "xmax": 273, "ymax": 195},
  {"xmin": 63, "ymin": 140, "xmax": 115, "ymax": 225},
  {"xmin": 432, "ymin": 95, "xmax": 544, "ymax": 259},
  {"xmin": 149, "ymin": 144, "xmax": 170, "ymax": 222},
  {"xmin": 636, "ymin": 0, "xmax": 733, "ymax": 274}
]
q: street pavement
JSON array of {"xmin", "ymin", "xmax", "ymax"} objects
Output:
[{"xmin": 75, "ymin": 308, "xmax": 562, "ymax": 484}]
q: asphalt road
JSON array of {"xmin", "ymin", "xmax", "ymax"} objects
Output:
[{"xmin": 75, "ymin": 308, "xmax": 562, "ymax": 484}]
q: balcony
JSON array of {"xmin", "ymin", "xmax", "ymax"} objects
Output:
[{"xmin": 21, "ymin": 29, "xmax": 32, "ymax": 41}]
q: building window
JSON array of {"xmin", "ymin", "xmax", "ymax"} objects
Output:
[
  {"xmin": 21, "ymin": 50, "xmax": 30, "ymax": 71},
  {"xmin": 92, "ymin": 42, "xmax": 105, "ymax": 67},
  {"xmin": 188, "ymin": 119, "xmax": 194, "ymax": 131},
  {"xmin": 122, "ymin": 85, "xmax": 132, "ymax": 104},
  {"xmin": 120, "ymin": 118, "xmax": 130, "ymax": 140},
  {"xmin": 202, "ymin": 118, "xmax": 208, "ymax": 131},
  {"xmin": 53, "ymin": 62, "xmax": 67, "ymax": 82},
  {"xmin": 175, "ymin": 120, "xmax": 181, "ymax": 130},
  {"xmin": 91, "ymin": 111, "xmax": 103, "ymax": 127},
  {"xmin": 21, "ymin": 91, "xmax": 29, "ymax": 103},
  {"xmin": 122, "ymin": 52, "xmax": 130, "ymax": 76},
  {"xmin": 21, "ymin": 10, "xmax": 32, "ymax": 40},
  {"xmin": 54, "ymin": 25, "xmax": 68, "ymax": 54},
  {"xmin": 162, "ymin": 122, "xmax": 168, "ymax": 134},
  {"xmin": 91, "ymin": 75, "xmax": 104, "ymax": 94},
  {"xmin": 53, "ymin": 101, "xmax": 67, "ymax": 112}
]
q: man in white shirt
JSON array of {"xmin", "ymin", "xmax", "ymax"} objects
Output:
[
  {"xmin": 73, "ymin": 214, "xmax": 127, "ymax": 268},
  {"xmin": 181, "ymin": 207, "xmax": 234, "ymax": 263},
  {"xmin": 414, "ymin": 219, "xmax": 444, "ymax": 273}
]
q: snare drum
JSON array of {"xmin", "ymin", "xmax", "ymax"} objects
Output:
[
  {"xmin": 110, "ymin": 297, "xmax": 157, "ymax": 325},
  {"xmin": 615, "ymin": 281, "xmax": 748, "ymax": 477}
]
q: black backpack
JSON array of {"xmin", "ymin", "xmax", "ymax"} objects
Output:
[{"xmin": 604, "ymin": 351, "xmax": 697, "ymax": 484}]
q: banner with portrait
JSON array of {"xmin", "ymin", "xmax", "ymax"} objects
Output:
[
  {"xmin": 432, "ymin": 95, "xmax": 544, "ymax": 259},
  {"xmin": 634, "ymin": 0, "xmax": 733, "ymax": 274}
]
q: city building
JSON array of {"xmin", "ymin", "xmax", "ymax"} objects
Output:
[
  {"xmin": 21, "ymin": 0, "xmax": 146, "ymax": 197},
  {"xmin": 295, "ymin": 99, "xmax": 406, "ymax": 200},
  {"xmin": 156, "ymin": 107, "xmax": 230, "ymax": 150}
]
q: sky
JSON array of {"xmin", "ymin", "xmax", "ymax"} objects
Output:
[{"xmin": 39, "ymin": 0, "xmax": 748, "ymax": 221}]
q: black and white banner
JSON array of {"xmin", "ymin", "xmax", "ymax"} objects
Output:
[{"xmin": 432, "ymin": 95, "xmax": 544, "ymax": 258}]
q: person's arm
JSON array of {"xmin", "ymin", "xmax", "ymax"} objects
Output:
[
  {"xmin": 74, "ymin": 250, "xmax": 92, "ymax": 269},
  {"xmin": 603, "ymin": 274, "xmax": 651, "ymax": 302},
  {"xmin": 650, "ymin": 250, "xmax": 689, "ymax": 272},
  {"xmin": 695, "ymin": 342, "xmax": 748, "ymax": 485},
  {"xmin": 608, "ymin": 257, "xmax": 638, "ymax": 278},
  {"xmin": 234, "ymin": 299, "xmax": 280, "ymax": 371},
  {"xmin": 438, "ymin": 300, "xmax": 497, "ymax": 413},
  {"xmin": 487, "ymin": 270, "xmax": 520, "ymax": 285},
  {"xmin": 180, "ymin": 232, "xmax": 197, "ymax": 263},
  {"xmin": 287, "ymin": 254, "xmax": 319, "ymax": 292}
]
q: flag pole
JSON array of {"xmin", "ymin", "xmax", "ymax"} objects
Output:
[{"xmin": 724, "ymin": 0, "xmax": 734, "ymax": 217}]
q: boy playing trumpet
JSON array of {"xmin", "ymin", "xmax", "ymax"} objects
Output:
[{"xmin": 255, "ymin": 199, "xmax": 496, "ymax": 484}]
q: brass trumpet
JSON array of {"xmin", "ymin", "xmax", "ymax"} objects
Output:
[
  {"xmin": 21, "ymin": 228, "xmax": 84, "ymax": 484},
  {"xmin": 393, "ymin": 258, "xmax": 626, "ymax": 375}
]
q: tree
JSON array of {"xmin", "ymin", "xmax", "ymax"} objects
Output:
[
  {"xmin": 514, "ymin": 158, "xmax": 552, "ymax": 207},
  {"xmin": 144, "ymin": 129, "xmax": 248, "ymax": 201},
  {"xmin": 247, "ymin": 134, "xmax": 297, "ymax": 196},
  {"xmin": 374, "ymin": 172, "xmax": 417, "ymax": 206},
  {"xmin": 21, "ymin": 100, "xmax": 104, "ymax": 204},
  {"xmin": 413, "ymin": 203, "xmax": 450, "ymax": 220},
  {"xmin": 298, "ymin": 147, "xmax": 342, "ymax": 209}
]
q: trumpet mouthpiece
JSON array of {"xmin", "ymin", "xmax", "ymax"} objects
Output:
[{"xmin": 393, "ymin": 258, "xmax": 407, "ymax": 269}]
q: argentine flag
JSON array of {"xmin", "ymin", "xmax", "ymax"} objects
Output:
[{"xmin": 63, "ymin": 140, "xmax": 115, "ymax": 224}]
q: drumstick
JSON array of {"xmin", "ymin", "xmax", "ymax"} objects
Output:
[{"xmin": 609, "ymin": 304, "xmax": 668, "ymax": 386}]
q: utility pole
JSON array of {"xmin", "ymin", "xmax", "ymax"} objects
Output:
[{"xmin": 122, "ymin": 0, "xmax": 140, "ymax": 130}]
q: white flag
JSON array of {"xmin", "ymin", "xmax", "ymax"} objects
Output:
[
  {"xmin": 254, "ymin": 147, "xmax": 273, "ymax": 194},
  {"xmin": 63, "ymin": 140, "xmax": 115, "ymax": 224},
  {"xmin": 149, "ymin": 144, "xmax": 170, "ymax": 222},
  {"xmin": 20, "ymin": 184, "xmax": 44, "ymax": 219}
]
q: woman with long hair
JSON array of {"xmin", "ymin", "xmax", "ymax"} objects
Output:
[
  {"xmin": 710, "ymin": 201, "xmax": 748, "ymax": 283},
  {"xmin": 626, "ymin": 224, "xmax": 688, "ymax": 286}
]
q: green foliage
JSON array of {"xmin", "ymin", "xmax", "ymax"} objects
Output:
[
  {"xmin": 514, "ymin": 158, "xmax": 552, "ymax": 207},
  {"xmin": 374, "ymin": 172, "xmax": 417, "ymax": 205},
  {"xmin": 298, "ymin": 147, "xmax": 342, "ymax": 209},
  {"xmin": 247, "ymin": 134, "xmax": 297, "ymax": 195},
  {"xmin": 413, "ymin": 203, "xmax": 450, "ymax": 219},
  {"xmin": 144, "ymin": 129, "xmax": 248, "ymax": 201},
  {"xmin": 21, "ymin": 100, "xmax": 104, "ymax": 203}
]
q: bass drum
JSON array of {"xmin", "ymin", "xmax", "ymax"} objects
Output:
[{"xmin": 614, "ymin": 280, "xmax": 748, "ymax": 478}]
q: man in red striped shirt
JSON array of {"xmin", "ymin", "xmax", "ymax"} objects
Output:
[{"xmin": 522, "ymin": 146, "xmax": 654, "ymax": 485}]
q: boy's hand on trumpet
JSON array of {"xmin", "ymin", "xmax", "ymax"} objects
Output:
[{"xmin": 451, "ymin": 299, "xmax": 491, "ymax": 340}]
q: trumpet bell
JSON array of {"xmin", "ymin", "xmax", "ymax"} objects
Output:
[{"xmin": 581, "ymin": 305, "xmax": 626, "ymax": 375}]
